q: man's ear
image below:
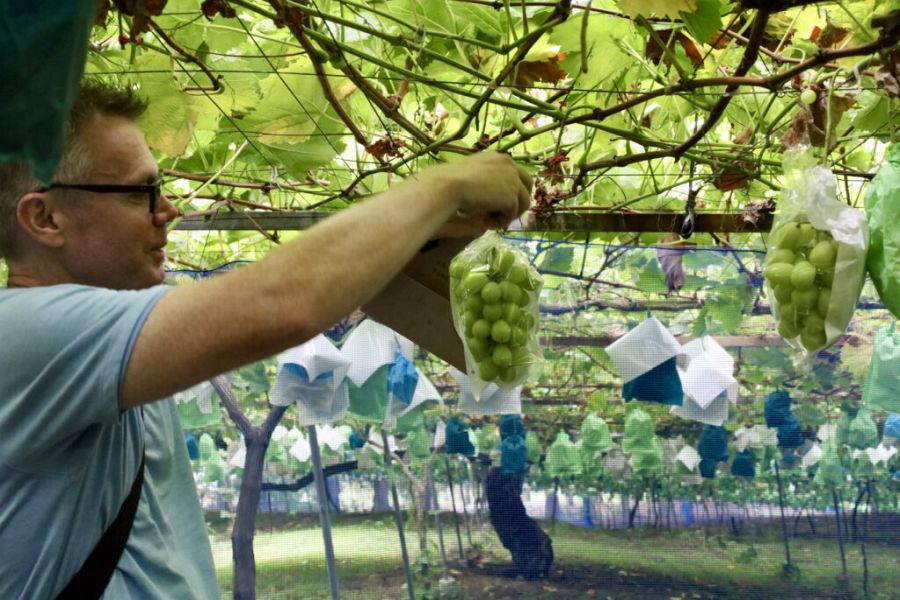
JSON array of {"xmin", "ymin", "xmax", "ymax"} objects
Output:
[{"xmin": 15, "ymin": 192, "xmax": 65, "ymax": 249}]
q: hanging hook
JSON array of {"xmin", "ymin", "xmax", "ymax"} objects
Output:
[
  {"xmin": 680, "ymin": 192, "xmax": 697, "ymax": 239},
  {"xmin": 681, "ymin": 163, "xmax": 699, "ymax": 239}
]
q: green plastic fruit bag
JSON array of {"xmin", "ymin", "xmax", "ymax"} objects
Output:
[
  {"xmin": 763, "ymin": 149, "xmax": 868, "ymax": 359},
  {"xmin": 449, "ymin": 231, "xmax": 543, "ymax": 398},
  {"xmin": 862, "ymin": 322, "xmax": 900, "ymax": 413},
  {"xmin": 546, "ymin": 431, "xmax": 581, "ymax": 478},
  {"xmin": 865, "ymin": 144, "xmax": 900, "ymax": 318},
  {"xmin": 0, "ymin": 0, "xmax": 96, "ymax": 182}
]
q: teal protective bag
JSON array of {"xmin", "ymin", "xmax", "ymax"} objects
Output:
[
  {"xmin": 0, "ymin": 1, "xmax": 96, "ymax": 181},
  {"xmin": 865, "ymin": 144, "xmax": 900, "ymax": 318},
  {"xmin": 862, "ymin": 322, "xmax": 900, "ymax": 413}
]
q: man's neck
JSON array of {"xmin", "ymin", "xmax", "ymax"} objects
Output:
[{"xmin": 4, "ymin": 262, "xmax": 72, "ymax": 289}]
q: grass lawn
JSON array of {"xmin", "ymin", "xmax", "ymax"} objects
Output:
[{"xmin": 211, "ymin": 514, "xmax": 898, "ymax": 599}]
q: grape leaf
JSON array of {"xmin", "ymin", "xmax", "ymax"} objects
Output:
[
  {"xmin": 618, "ymin": 0, "xmax": 697, "ymax": 18},
  {"xmin": 550, "ymin": 16, "xmax": 635, "ymax": 90},
  {"xmin": 540, "ymin": 246, "xmax": 575, "ymax": 273},
  {"xmin": 134, "ymin": 53, "xmax": 198, "ymax": 157},
  {"xmin": 679, "ymin": 0, "xmax": 723, "ymax": 45}
]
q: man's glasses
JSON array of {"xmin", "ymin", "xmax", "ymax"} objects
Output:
[{"xmin": 37, "ymin": 181, "xmax": 163, "ymax": 213}]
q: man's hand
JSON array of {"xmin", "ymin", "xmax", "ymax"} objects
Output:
[{"xmin": 414, "ymin": 151, "xmax": 533, "ymax": 238}]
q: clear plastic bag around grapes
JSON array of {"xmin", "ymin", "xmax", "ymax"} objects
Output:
[
  {"xmin": 763, "ymin": 148, "xmax": 868, "ymax": 361},
  {"xmin": 448, "ymin": 230, "xmax": 544, "ymax": 399}
]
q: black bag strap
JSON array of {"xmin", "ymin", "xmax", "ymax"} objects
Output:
[{"xmin": 56, "ymin": 452, "xmax": 146, "ymax": 600}]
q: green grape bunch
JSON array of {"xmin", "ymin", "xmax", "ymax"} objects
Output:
[
  {"xmin": 764, "ymin": 220, "xmax": 839, "ymax": 353},
  {"xmin": 449, "ymin": 237, "xmax": 542, "ymax": 387}
]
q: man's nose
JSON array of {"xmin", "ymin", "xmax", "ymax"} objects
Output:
[{"xmin": 153, "ymin": 192, "xmax": 180, "ymax": 227}]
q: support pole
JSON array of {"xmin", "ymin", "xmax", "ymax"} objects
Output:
[
  {"xmin": 444, "ymin": 455, "xmax": 466, "ymax": 560},
  {"xmin": 308, "ymin": 425, "xmax": 340, "ymax": 600},
  {"xmin": 430, "ymin": 474, "xmax": 449, "ymax": 575},
  {"xmin": 774, "ymin": 460, "xmax": 793, "ymax": 568},
  {"xmin": 381, "ymin": 429, "xmax": 416, "ymax": 600}
]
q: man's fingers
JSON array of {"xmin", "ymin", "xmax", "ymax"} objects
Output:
[
  {"xmin": 515, "ymin": 163, "xmax": 533, "ymax": 192},
  {"xmin": 517, "ymin": 183, "xmax": 532, "ymax": 214}
]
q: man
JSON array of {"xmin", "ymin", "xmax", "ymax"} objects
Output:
[{"xmin": 0, "ymin": 81, "xmax": 531, "ymax": 599}]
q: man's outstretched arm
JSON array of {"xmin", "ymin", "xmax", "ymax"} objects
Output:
[{"xmin": 121, "ymin": 152, "xmax": 531, "ymax": 409}]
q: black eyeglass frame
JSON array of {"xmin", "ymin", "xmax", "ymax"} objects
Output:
[{"xmin": 36, "ymin": 181, "xmax": 163, "ymax": 213}]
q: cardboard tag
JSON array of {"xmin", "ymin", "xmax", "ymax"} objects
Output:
[{"xmin": 362, "ymin": 239, "xmax": 470, "ymax": 370}]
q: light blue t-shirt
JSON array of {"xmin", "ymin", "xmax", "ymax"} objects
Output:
[{"xmin": 0, "ymin": 285, "xmax": 220, "ymax": 599}]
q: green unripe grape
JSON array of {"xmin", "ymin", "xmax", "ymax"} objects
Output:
[
  {"xmin": 499, "ymin": 366, "xmax": 518, "ymax": 384},
  {"xmin": 522, "ymin": 313, "xmax": 536, "ymax": 330},
  {"xmin": 798, "ymin": 223, "xmax": 816, "ymax": 248},
  {"xmin": 805, "ymin": 313, "xmax": 825, "ymax": 335},
  {"xmin": 764, "ymin": 263, "xmax": 794, "ymax": 286},
  {"xmin": 817, "ymin": 288, "xmax": 831, "ymax": 317},
  {"xmin": 801, "ymin": 328, "xmax": 827, "ymax": 352},
  {"xmin": 507, "ymin": 264, "xmax": 528, "ymax": 285},
  {"xmin": 491, "ymin": 320, "xmax": 512, "ymax": 343},
  {"xmin": 467, "ymin": 337, "xmax": 491, "ymax": 361},
  {"xmin": 809, "ymin": 240, "xmax": 837, "ymax": 269},
  {"xmin": 773, "ymin": 283, "xmax": 793, "ymax": 304},
  {"xmin": 774, "ymin": 223, "xmax": 801, "ymax": 250},
  {"xmin": 450, "ymin": 260, "xmax": 467, "ymax": 279},
  {"xmin": 800, "ymin": 88, "xmax": 817, "ymax": 105},
  {"xmin": 501, "ymin": 302, "xmax": 522, "ymax": 324},
  {"xmin": 815, "ymin": 230, "xmax": 833, "ymax": 244},
  {"xmin": 515, "ymin": 290, "xmax": 530, "ymax": 308},
  {"xmin": 791, "ymin": 287, "xmax": 818, "ymax": 312},
  {"xmin": 482, "ymin": 303, "xmax": 503, "ymax": 322},
  {"xmin": 464, "ymin": 309, "xmax": 481, "ymax": 328},
  {"xmin": 478, "ymin": 359, "xmax": 499, "ymax": 381},
  {"xmin": 819, "ymin": 269, "xmax": 835, "ymax": 287},
  {"xmin": 465, "ymin": 295, "xmax": 484, "ymax": 314},
  {"xmin": 512, "ymin": 326, "xmax": 528, "ymax": 347},
  {"xmin": 462, "ymin": 272, "xmax": 489, "ymax": 295},
  {"xmin": 790, "ymin": 261, "xmax": 816, "ymax": 289},
  {"xmin": 767, "ymin": 249, "xmax": 796, "ymax": 265},
  {"xmin": 472, "ymin": 319, "xmax": 492, "ymax": 339},
  {"xmin": 521, "ymin": 273, "xmax": 541, "ymax": 292},
  {"xmin": 511, "ymin": 347, "xmax": 532, "ymax": 366},
  {"xmin": 481, "ymin": 281, "xmax": 502, "ymax": 304},
  {"xmin": 491, "ymin": 249, "xmax": 515, "ymax": 277},
  {"xmin": 500, "ymin": 281, "xmax": 522, "ymax": 304},
  {"xmin": 776, "ymin": 301, "xmax": 796, "ymax": 325},
  {"xmin": 778, "ymin": 318, "xmax": 799, "ymax": 339},
  {"xmin": 492, "ymin": 344, "xmax": 512, "ymax": 368}
]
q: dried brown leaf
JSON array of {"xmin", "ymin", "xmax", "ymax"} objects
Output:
[
  {"xmin": 657, "ymin": 235, "xmax": 686, "ymax": 293},
  {"xmin": 512, "ymin": 53, "xmax": 567, "ymax": 87},
  {"xmin": 201, "ymin": 0, "xmax": 237, "ymax": 19},
  {"xmin": 677, "ymin": 33, "xmax": 704, "ymax": 67},
  {"xmin": 741, "ymin": 198, "xmax": 776, "ymax": 225}
]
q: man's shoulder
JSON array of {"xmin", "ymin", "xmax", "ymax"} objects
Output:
[{"xmin": 0, "ymin": 283, "xmax": 167, "ymax": 305}]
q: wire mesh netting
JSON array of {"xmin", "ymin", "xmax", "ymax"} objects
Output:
[{"xmin": 174, "ymin": 244, "xmax": 899, "ymax": 599}]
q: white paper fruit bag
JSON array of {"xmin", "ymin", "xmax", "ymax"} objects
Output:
[
  {"xmin": 449, "ymin": 231, "xmax": 543, "ymax": 399},
  {"xmin": 763, "ymin": 149, "xmax": 868, "ymax": 358}
]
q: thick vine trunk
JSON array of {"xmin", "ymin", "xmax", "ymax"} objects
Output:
[{"xmin": 232, "ymin": 434, "xmax": 266, "ymax": 600}]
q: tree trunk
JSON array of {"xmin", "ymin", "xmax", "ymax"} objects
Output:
[
  {"xmin": 232, "ymin": 433, "xmax": 266, "ymax": 600},
  {"xmin": 628, "ymin": 489, "xmax": 644, "ymax": 528},
  {"xmin": 210, "ymin": 376, "xmax": 288, "ymax": 600}
]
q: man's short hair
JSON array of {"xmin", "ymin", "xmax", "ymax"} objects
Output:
[{"xmin": 0, "ymin": 81, "xmax": 148, "ymax": 259}]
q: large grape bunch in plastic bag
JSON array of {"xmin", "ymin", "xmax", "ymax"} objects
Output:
[
  {"xmin": 449, "ymin": 231, "xmax": 543, "ymax": 398},
  {"xmin": 763, "ymin": 149, "xmax": 868, "ymax": 359}
]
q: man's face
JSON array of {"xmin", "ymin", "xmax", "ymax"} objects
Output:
[{"xmin": 56, "ymin": 114, "xmax": 178, "ymax": 290}]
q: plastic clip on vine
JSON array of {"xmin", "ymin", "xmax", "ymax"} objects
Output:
[{"xmin": 449, "ymin": 231, "xmax": 544, "ymax": 399}]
